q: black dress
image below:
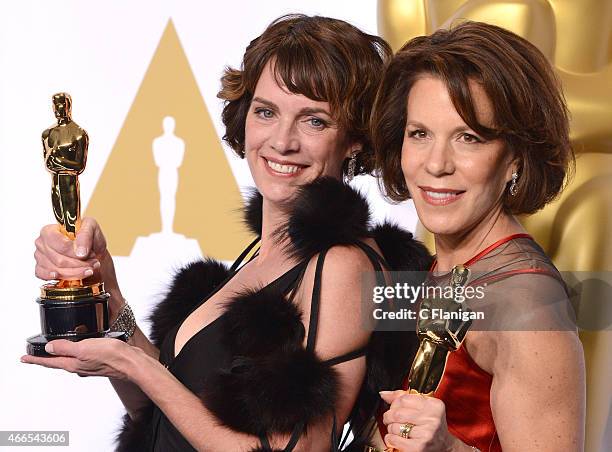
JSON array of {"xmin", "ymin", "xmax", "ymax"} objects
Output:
[
  {"xmin": 153, "ymin": 239, "xmax": 393, "ymax": 451},
  {"xmin": 115, "ymin": 178, "xmax": 432, "ymax": 452}
]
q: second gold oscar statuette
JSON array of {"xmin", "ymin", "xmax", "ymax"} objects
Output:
[{"xmin": 368, "ymin": 265, "xmax": 473, "ymax": 452}]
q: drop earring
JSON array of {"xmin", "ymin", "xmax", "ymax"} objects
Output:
[
  {"xmin": 509, "ymin": 171, "xmax": 519, "ymax": 196},
  {"xmin": 345, "ymin": 152, "xmax": 358, "ymax": 183}
]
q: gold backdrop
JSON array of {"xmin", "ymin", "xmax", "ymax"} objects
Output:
[{"xmin": 378, "ymin": 1, "xmax": 612, "ymax": 450}]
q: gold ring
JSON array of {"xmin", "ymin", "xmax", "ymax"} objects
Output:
[{"xmin": 399, "ymin": 422, "xmax": 415, "ymax": 439}]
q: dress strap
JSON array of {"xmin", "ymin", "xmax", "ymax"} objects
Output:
[
  {"xmin": 229, "ymin": 236, "xmax": 261, "ymax": 272},
  {"xmin": 258, "ymin": 420, "xmax": 305, "ymax": 452},
  {"xmin": 306, "ymin": 241, "xmax": 388, "ymax": 351},
  {"xmin": 283, "ymin": 421, "xmax": 304, "ymax": 452},
  {"xmin": 464, "ymin": 233, "xmax": 533, "ymax": 267},
  {"xmin": 306, "ymin": 249, "xmax": 329, "ymax": 351},
  {"xmin": 258, "ymin": 434, "xmax": 272, "ymax": 450},
  {"xmin": 354, "ymin": 241, "xmax": 389, "ymax": 275},
  {"xmin": 322, "ymin": 346, "xmax": 367, "ymax": 366},
  {"xmin": 430, "ymin": 233, "xmax": 533, "ymax": 271}
]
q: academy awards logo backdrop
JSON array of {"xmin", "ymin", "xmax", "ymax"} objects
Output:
[{"xmin": 86, "ymin": 19, "xmax": 252, "ymax": 261}]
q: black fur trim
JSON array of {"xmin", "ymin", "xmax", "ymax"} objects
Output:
[
  {"xmin": 147, "ymin": 259, "xmax": 230, "ymax": 348},
  {"xmin": 372, "ymin": 223, "xmax": 433, "ymax": 271},
  {"xmin": 201, "ymin": 285, "xmax": 338, "ymax": 435},
  {"xmin": 201, "ymin": 347, "xmax": 338, "ymax": 436},
  {"xmin": 115, "ymin": 404, "xmax": 154, "ymax": 452},
  {"xmin": 243, "ymin": 187, "xmax": 263, "ymax": 236},
  {"xmin": 221, "ymin": 285, "xmax": 305, "ymax": 356},
  {"xmin": 244, "ymin": 178, "xmax": 371, "ymax": 261},
  {"xmin": 279, "ymin": 177, "xmax": 371, "ymax": 259}
]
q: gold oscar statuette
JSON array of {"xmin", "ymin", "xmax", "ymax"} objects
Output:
[
  {"xmin": 367, "ymin": 265, "xmax": 473, "ymax": 452},
  {"xmin": 26, "ymin": 93, "xmax": 126, "ymax": 356}
]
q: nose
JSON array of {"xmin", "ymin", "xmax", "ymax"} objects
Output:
[
  {"xmin": 270, "ymin": 119, "xmax": 299, "ymax": 154},
  {"xmin": 425, "ymin": 139, "xmax": 455, "ymax": 176}
]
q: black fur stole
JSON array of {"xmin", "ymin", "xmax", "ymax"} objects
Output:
[{"xmin": 116, "ymin": 177, "xmax": 432, "ymax": 451}]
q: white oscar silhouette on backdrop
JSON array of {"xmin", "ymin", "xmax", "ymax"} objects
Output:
[
  {"xmin": 154, "ymin": 116, "xmax": 184, "ymax": 234},
  {"xmin": 130, "ymin": 116, "xmax": 202, "ymax": 264}
]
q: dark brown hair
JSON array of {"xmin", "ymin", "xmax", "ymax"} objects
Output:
[
  {"xmin": 218, "ymin": 14, "xmax": 391, "ymax": 176},
  {"xmin": 372, "ymin": 20, "xmax": 574, "ymax": 214}
]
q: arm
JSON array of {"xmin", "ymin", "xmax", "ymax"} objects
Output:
[
  {"xmin": 95, "ymin": 248, "xmax": 161, "ymax": 418},
  {"xmin": 491, "ymin": 330, "xmax": 585, "ymax": 451},
  {"xmin": 489, "ymin": 274, "xmax": 586, "ymax": 451}
]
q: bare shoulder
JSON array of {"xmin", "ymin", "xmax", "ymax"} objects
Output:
[
  {"xmin": 319, "ymin": 240, "xmax": 379, "ymax": 273},
  {"xmin": 294, "ymin": 241, "xmax": 380, "ymax": 359}
]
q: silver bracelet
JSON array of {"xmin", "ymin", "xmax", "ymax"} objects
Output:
[{"xmin": 110, "ymin": 301, "xmax": 136, "ymax": 338}]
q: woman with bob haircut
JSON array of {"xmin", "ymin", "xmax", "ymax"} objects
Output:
[
  {"xmin": 371, "ymin": 21, "xmax": 585, "ymax": 452},
  {"xmin": 23, "ymin": 14, "xmax": 431, "ymax": 451}
]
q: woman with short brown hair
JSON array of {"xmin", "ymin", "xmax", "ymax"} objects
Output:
[
  {"xmin": 372, "ymin": 21, "xmax": 584, "ymax": 452},
  {"xmin": 220, "ymin": 14, "xmax": 387, "ymax": 178}
]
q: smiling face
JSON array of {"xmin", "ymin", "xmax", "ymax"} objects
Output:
[
  {"xmin": 401, "ymin": 76, "xmax": 516, "ymax": 238},
  {"xmin": 244, "ymin": 61, "xmax": 356, "ymax": 205}
]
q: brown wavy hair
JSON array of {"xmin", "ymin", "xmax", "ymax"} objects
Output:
[
  {"xmin": 372, "ymin": 21, "xmax": 574, "ymax": 214},
  {"xmin": 218, "ymin": 14, "xmax": 391, "ymax": 176}
]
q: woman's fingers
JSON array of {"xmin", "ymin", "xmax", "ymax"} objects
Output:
[
  {"xmin": 387, "ymin": 422, "xmax": 424, "ymax": 439},
  {"xmin": 34, "ymin": 248, "xmax": 97, "ymax": 280},
  {"xmin": 380, "ymin": 389, "xmax": 406, "ymax": 404},
  {"xmin": 38, "ymin": 218, "xmax": 106, "ymax": 261},
  {"xmin": 38, "ymin": 225, "xmax": 74, "ymax": 256},
  {"xmin": 384, "ymin": 433, "xmax": 421, "ymax": 451},
  {"xmin": 21, "ymin": 338, "xmax": 130, "ymax": 381},
  {"xmin": 34, "ymin": 245, "xmax": 99, "ymax": 272},
  {"xmin": 20, "ymin": 355, "xmax": 78, "ymax": 372},
  {"xmin": 44, "ymin": 339, "xmax": 81, "ymax": 357},
  {"xmin": 383, "ymin": 406, "xmax": 421, "ymax": 425},
  {"xmin": 34, "ymin": 222, "xmax": 103, "ymax": 281},
  {"xmin": 381, "ymin": 395, "xmax": 452, "ymax": 452},
  {"xmin": 75, "ymin": 217, "xmax": 107, "ymax": 257}
]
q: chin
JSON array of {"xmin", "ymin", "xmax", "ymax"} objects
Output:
[
  {"xmin": 418, "ymin": 213, "xmax": 463, "ymax": 237},
  {"xmin": 257, "ymin": 181, "xmax": 299, "ymax": 205}
]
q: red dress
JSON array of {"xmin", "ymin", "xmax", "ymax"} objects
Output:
[{"xmin": 433, "ymin": 343, "xmax": 501, "ymax": 451}]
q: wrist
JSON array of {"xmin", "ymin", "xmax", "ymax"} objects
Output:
[
  {"xmin": 128, "ymin": 347, "xmax": 165, "ymax": 391},
  {"xmin": 108, "ymin": 289, "xmax": 126, "ymax": 321},
  {"xmin": 126, "ymin": 345, "xmax": 152, "ymax": 383},
  {"xmin": 97, "ymin": 250, "xmax": 122, "ymax": 305}
]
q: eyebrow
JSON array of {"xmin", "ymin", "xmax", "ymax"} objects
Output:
[
  {"xmin": 252, "ymin": 97, "xmax": 277, "ymax": 110},
  {"xmin": 406, "ymin": 120, "xmax": 480, "ymax": 136},
  {"xmin": 252, "ymin": 97, "xmax": 332, "ymax": 117},
  {"xmin": 300, "ymin": 107, "xmax": 332, "ymax": 117}
]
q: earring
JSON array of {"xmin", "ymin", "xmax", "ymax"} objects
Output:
[
  {"xmin": 345, "ymin": 152, "xmax": 358, "ymax": 183},
  {"xmin": 509, "ymin": 171, "xmax": 519, "ymax": 196}
]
